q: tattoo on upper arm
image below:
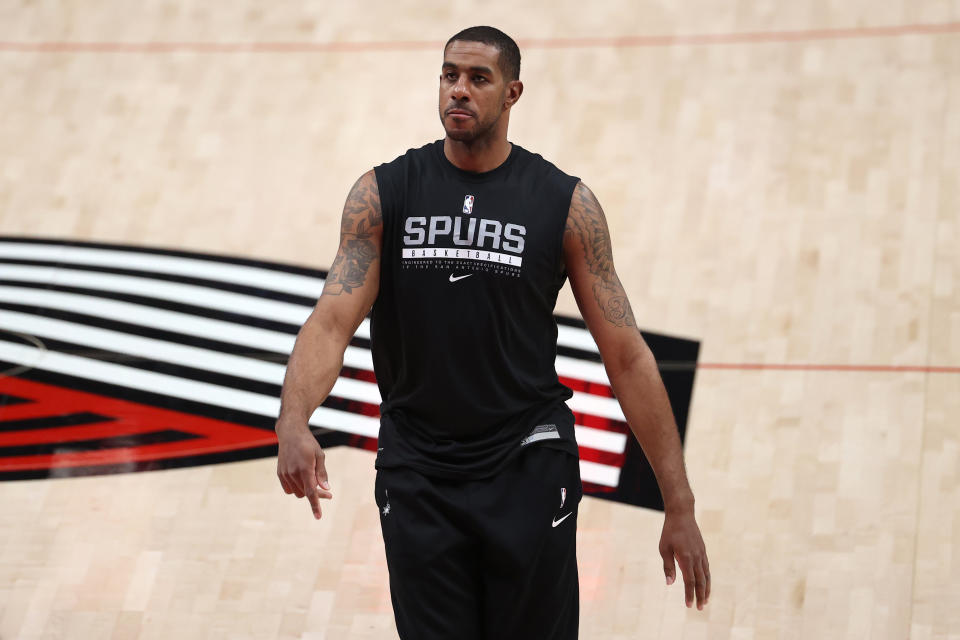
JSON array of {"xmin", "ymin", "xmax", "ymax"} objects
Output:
[
  {"xmin": 324, "ymin": 172, "xmax": 382, "ymax": 295},
  {"xmin": 566, "ymin": 182, "xmax": 638, "ymax": 328}
]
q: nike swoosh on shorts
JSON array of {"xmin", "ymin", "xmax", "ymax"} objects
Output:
[{"xmin": 552, "ymin": 512, "xmax": 573, "ymax": 528}]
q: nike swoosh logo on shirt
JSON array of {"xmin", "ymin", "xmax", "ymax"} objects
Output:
[
  {"xmin": 449, "ymin": 273, "xmax": 473, "ymax": 283},
  {"xmin": 552, "ymin": 512, "xmax": 573, "ymax": 528}
]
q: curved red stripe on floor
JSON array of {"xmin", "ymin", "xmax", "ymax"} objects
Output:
[{"xmin": 0, "ymin": 377, "xmax": 275, "ymax": 472}]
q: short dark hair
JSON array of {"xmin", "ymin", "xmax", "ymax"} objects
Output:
[{"xmin": 445, "ymin": 26, "xmax": 521, "ymax": 81}]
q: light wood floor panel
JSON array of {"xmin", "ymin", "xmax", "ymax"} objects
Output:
[
  {"xmin": 930, "ymin": 42, "xmax": 960, "ymax": 369},
  {"xmin": 912, "ymin": 374, "xmax": 960, "ymax": 640},
  {"xmin": 5, "ymin": 1, "xmax": 958, "ymax": 44},
  {"xmin": 2, "ymin": 2, "xmax": 959, "ymax": 638},
  {"xmin": 912, "ymin": 43, "xmax": 960, "ymax": 639}
]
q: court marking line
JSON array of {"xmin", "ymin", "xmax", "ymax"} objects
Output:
[
  {"xmin": 696, "ymin": 362, "xmax": 960, "ymax": 373},
  {"xmin": 1, "ymin": 21, "xmax": 958, "ymax": 53}
]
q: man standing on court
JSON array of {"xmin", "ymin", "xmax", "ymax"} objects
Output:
[{"xmin": 275, "ymin": 26, "xmax": 710, "ymax": 639}]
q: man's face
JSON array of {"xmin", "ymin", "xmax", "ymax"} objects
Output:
[{"xmin": 439, "ymin": 41, "xmax": 513, "ymax": 143}]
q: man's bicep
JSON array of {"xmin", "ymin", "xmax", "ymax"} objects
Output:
[
  {"xmin": 318, "ymin": 170, "xmax": 383, "ymax": 334},
  {"xmin": 564, "ymin": 182, "xmax": 645, "ymax": 370},
  {"xmin": 564, "ymin": 181, "xmax": 636, "ymax": 328}
]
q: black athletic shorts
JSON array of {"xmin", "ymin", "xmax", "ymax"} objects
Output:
[{"xmin": 374, "ymin": 445, "xmax": 583, "ymax": 640}]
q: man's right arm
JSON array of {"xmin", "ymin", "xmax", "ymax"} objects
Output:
[{"xmin": 275, "ymin": 169, "xmax": 382, "ymax": 520}]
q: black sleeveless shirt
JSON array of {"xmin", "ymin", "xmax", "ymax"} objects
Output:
[{"xmin": 371, "ymin": 140, "xmax": 580, "ymax": 479}]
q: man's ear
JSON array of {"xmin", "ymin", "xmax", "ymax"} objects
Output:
[{"xmin": 504, "ymin": 80, "xmax": 524, "ymax": 108}]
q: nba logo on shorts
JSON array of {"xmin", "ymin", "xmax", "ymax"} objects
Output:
[
  {"xmin": 560, "ymin": 487, "xmax": 567, "ymax": 508},
  {"xmin": 463, "ymin": 195, "xmax": 474, "ymax": 214}
]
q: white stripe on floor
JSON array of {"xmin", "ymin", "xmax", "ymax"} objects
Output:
[
  {"xmin": 574, "ymin": 425, "xmax": 628, "ymax": 453},
  {"xmin": 0, "ymin": 241, "xmax": 326, "ymax": 298},
  {"xmin": 0, "ymin": 341, "xmax": 380, "ymax": 437},
  {"xmin": 0, "ymin": 286, "xmax": 375, "ymax": 371},
  {"xmin": 0, "ymin": 263, "xmax": 318, "ymax": 326},
  {"xmin": 0, "ymin": 309, "xmax": 383, "ymax": 405},
  {"xmin": 579, "ymin": 459, "xmax": 621, "ymax": 488}
]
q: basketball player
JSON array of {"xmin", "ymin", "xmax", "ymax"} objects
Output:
[{"xmin": 275, "ymin": 26, "xmax": 710, "ymax": 639}]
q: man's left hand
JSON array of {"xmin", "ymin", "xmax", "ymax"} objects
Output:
[{"xmin": 659, "ymin": 509, "xmax": 710, "ymax": 610}]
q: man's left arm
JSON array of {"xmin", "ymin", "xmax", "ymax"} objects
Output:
[{"xmin": 563, "ymin": 180, "xmax": 711, "ymax": 610}]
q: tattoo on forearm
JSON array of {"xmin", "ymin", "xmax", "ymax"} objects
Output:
[
  {"xmin": 324, "ymin": 172, "xmax": 382, "ymax": 295},
  {"xmin": 566, "ymin": 183, "xmax": 638, "ymax": 328}
]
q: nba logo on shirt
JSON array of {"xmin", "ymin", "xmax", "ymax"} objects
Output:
[{"xmin": 463, "ymin": 195, "xmax": 475, "ymax": 214}]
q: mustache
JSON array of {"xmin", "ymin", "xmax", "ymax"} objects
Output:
[{"xmin": 444, "ymin": 105, "xmax": 477, "ymax": 117}]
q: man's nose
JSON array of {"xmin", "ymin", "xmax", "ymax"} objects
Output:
[{"xmin": 451, "ymin": 76, "xmax": 470, "ymax": 100}]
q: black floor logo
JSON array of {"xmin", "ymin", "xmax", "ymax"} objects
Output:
[{"xmin": 0, "ymin": 236, "xmax": 698, "ymax": 509}]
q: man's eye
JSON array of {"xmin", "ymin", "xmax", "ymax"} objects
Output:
[
  {"xmin": 474, "ymin": 76, "xmax": 487, "ymax": 83},
  {"xmin": 444, "ymin": 72, "xmax": 457, "ymax": 80}
]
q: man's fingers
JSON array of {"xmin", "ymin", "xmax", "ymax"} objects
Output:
[
  {"xmin": 660, "ymin": 544, "xmax": 676, "ymax": 586},
  {"xmin": 283, "ymin": 472, "xmax": 304, "ymax": 498},
  {"xmin": 704, "ymin": 556, "xmax": 711, "ymax": 603},
  {"xmin": 306, "ymin": 487, "xmax": 322, "ymax": 520},
  {"xmin": 678, "ymin": 554, "xmax": 695, "ymax": 608},
  {"xmin": 277, "ymin": 462, "xmax": 300, "ymax": 495},
  {"xmin": 277, "ymin": 472, "xmax": 294, "ymax": 495},
  {"xmin": 283, "ymin": 470, "xmax": 331, "ymax": 501},
  {"xmin": 315, "ymin": 448, "xmax": 332, "ymax": 494},
  {"xmin": 660, "ymin": 514, "xmax": 710, "ymax": 610},
  {"xmin": 277, "ymin": 438, "xmax": 334, "ymax": 519},
  {"xmin": 695, "ymin": 558, "xmax": 707, "ymax": 610}
]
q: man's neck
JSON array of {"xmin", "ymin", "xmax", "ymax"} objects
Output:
[{"xmin": 443, "ymin": 136, "xmax": 512, "ymax": 173}]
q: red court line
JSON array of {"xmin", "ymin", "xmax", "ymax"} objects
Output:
[
  {"xmin": 0, "ymin": 40, "xmax": 439, "ymax": 53},
  {"xmin": 1, "ymin": 21, "xmax": 958, "ymax": 54},
  {"xmin": 521, "ymin": 21, "xmax": 960, "ymax": 48},
  {"xmin": 697, "ymin": 362, "xmax": 960, "ymax": 374}
]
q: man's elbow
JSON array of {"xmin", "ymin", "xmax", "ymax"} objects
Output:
[
  {"xmin": 308, "ymin": 296, "xmax": 358, "ymax": 347},
  {"xmin": 603, "ymin": 338, "xmax": 655, "ymax": 380}
]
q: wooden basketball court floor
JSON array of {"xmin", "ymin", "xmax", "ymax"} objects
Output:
[{"xmin": 1, "ymin": 1, "xmax": 959, "ymax": 638}]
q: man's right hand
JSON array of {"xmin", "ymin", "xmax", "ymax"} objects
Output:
[
  {"xmin": 276, "ymin": 423, "xmax": 333, "ymax": 520},
  {"xmin": 272, "ymin": 170, "xmax": 381, "ymax": 521}
]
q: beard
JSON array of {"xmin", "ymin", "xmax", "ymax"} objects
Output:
[{"xmin": 440, "ymin": 105, "xmax": 502, "ymax": 144}]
